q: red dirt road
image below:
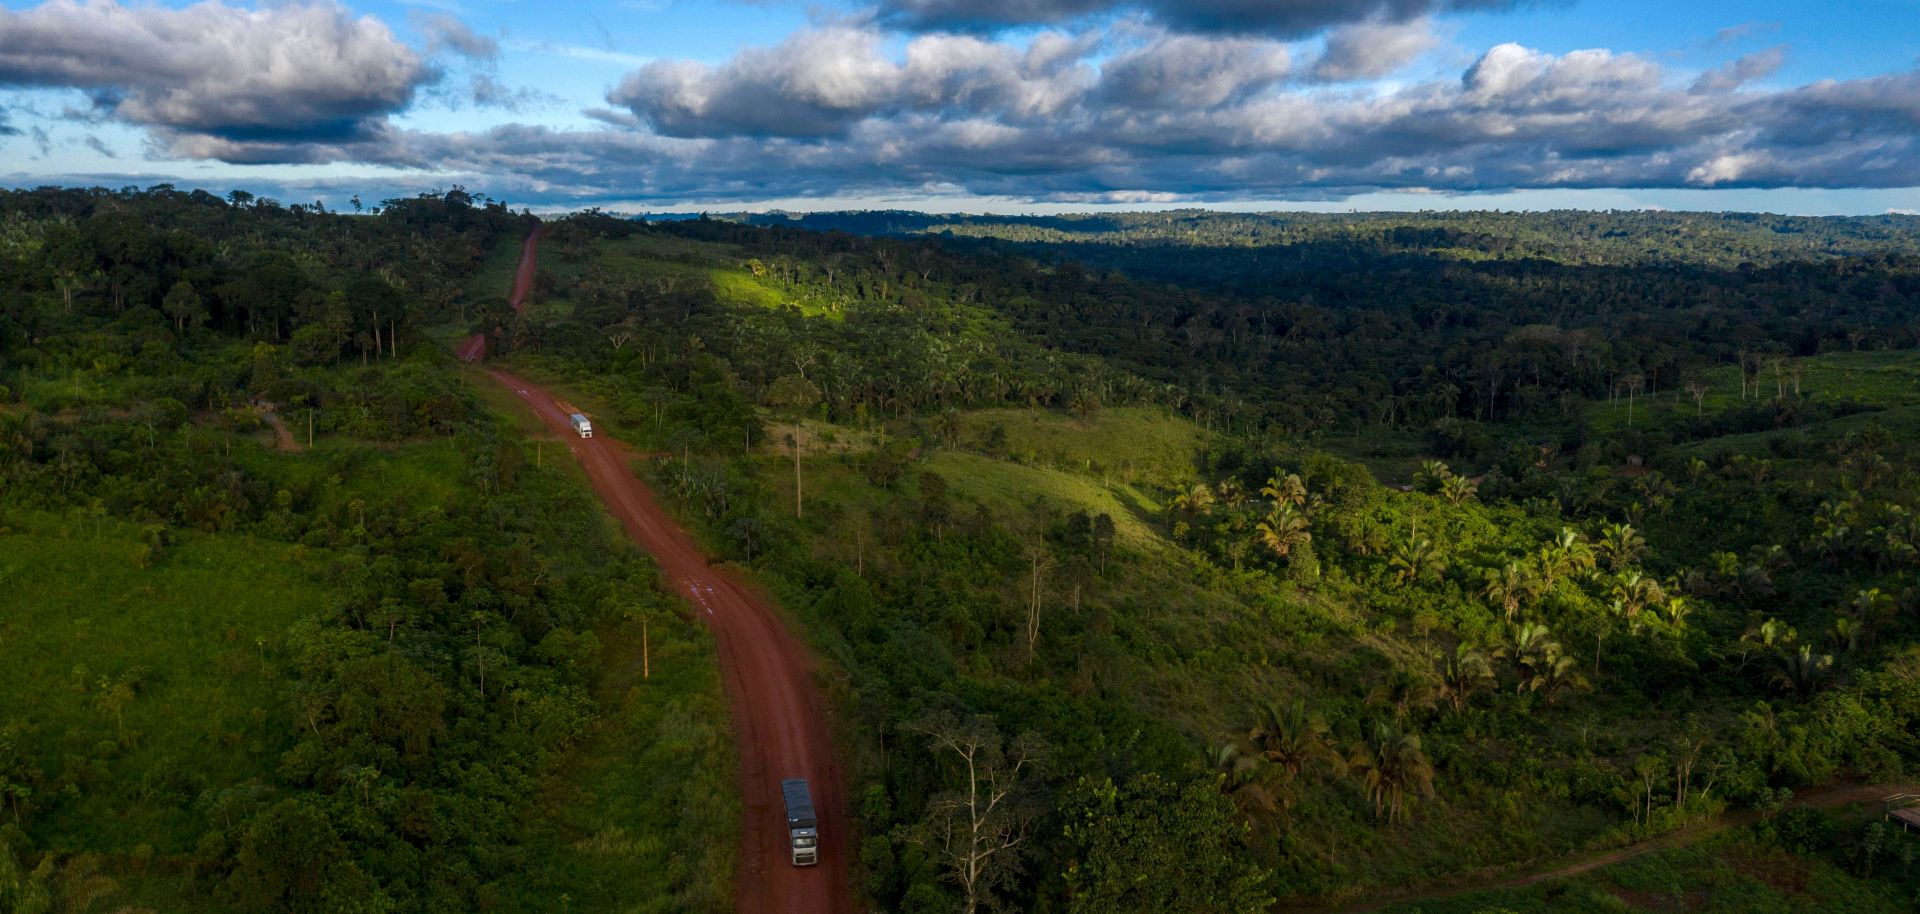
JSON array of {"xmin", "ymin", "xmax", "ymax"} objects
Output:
[
  {"xmin": 507, "ymin": 226, "xmax": 542, "ymax": 309},
  {"xmin": 495, "ymin": 370, "xmax": 856, "ymax": 914},
  {"xmin": 471, "ymin": 228, "xmax": 855, "ymax": 913},
  {"xmin": 457, "ymin": 225, "xmax": 544, "ymax": 363},
  {"xmin": 455, "ymin": 333, "xmax": 486, "ymax": 363}
]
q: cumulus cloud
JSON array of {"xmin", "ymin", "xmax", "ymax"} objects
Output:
[
  {"xmin": 873, "ymin": 0, "xmax": 1530, "ymax": 37},
  {"xmin": 548, "ymin": 34, "xmax": 1920, "ymax": 203},
  {"xmin": 1691, "ymin": 46, "xmax": 1785, "ymax": 93},
  {"xmin": 0, "ymin": 0, "xmax": 430, "ymax": 151},
  {"xmin": 5, "ymin": 2, "xmax": 1916, "ymax": 207},
  {"xmin": 1312, "ymin": 17, "xmax": 1437, "ymax": 81},
  {"xmin": 1098, "ymin": 34, "xmax": 1291, "ymax": 108},
  {"xmin": 610, "ymin": 27, "xmax": 1098, "ymax": 138},
  {"xmin": 285, "ymin": 33, "xmax": 1906, "ymax": 208},
  {"xmin": 612, "ymin": 28, "xmax": 899, "ymax": 137},
  {"xmin": 1712, "ymin": 21, "xmax": 1781, "ymax": 46},
  {"xmin": 414, "ymin": 11, "xmax": 498, "ymax": 61}
]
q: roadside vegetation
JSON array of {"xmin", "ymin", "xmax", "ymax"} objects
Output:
[
  {"xmin": 6, "ymin": 188, "xmax": 1920, "ymax": 913},
  {"xmin": 0, "ymin": 187, "xmax": 729, "ymax": 913},
  {"xmin": 498, "ymin": 209, "xmax": 1920, "ymax": 912}
]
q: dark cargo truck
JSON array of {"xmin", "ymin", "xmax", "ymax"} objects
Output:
[{"xmin": 781, "ymin": 777, "xmax": 819, "ymax": 866}]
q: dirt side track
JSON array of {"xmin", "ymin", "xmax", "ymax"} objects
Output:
[{"xmin": 472, "ymin": 230, "xmax": 856, "ymax": 913}]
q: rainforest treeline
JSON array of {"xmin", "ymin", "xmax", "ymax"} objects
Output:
[{"xmin": 6, "ymin": 187, "xmax": 1920, "ymax": 912}]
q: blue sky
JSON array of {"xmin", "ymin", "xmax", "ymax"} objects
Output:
[{"xmin": 1, "ymin": 0, "xmax": 1917, "ymax": 213}]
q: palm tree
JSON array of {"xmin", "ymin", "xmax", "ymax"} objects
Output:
[
  {"xmin": 1497, "ymin": 622, "xmax": 1558, "ymax": 692},
  {"xmin": 1248, "ymin": 700, "xmax": 1328, "ymax": 777},
  {"xmin": 1771, "ymin": 644, "xmax": 1833, "ymax": 698},
  {"xmin": 1368, "ymin": 666, "xmax": 1439, "ymax": 721},
  {"xmin": 1437, "ymin": 643, "xmax": 1494, "ymax": 713},
  {"xmin": 1685, "ymin": 457, "xmax": 1710, "ymax": 483},
  {"xmin": 1169, "ymin": 483, "xmax": 1215, "ymax": 521},
  {"xmin": 1348, "ymin": 721, "xmax": 1436, "ymax": 825},
  {"xmin": 1597, "ymin": 523, "xmax": 1648, "ymax": 571},
  {"xmin": 1842, "ymin": 449, "xmax": 1892, "ymax": 490},
  {"xmin": 1726, "ymin": 454, "xmax": 1772, "ymax": 485},
  {"xmin": 1210, "ymin": 743, "xmax": 1279, "ymax": 817},
  {"xmin": 1260, "ymin": 473, "xmax": 1307, "ymax": 509},
  {"xmin": 1413, "ymin": 460, "xmax": 1452, "ymax": 494},
  {"xmin": 1660, "ymin": 594, "xmax": 1693, "ymax": 632},
  {"xmin": 1829, "ymin": 615, "xmax": 1863, "ymax": 654},
  {"xmin": 1540, "ymin": 527, "xmax": 1596, "ymax": 585},
  {"xmin": 1851, "ymin": 588, "xmax": 1894, "ymax": 633},
  {"xmin": 1390, "ymin": 537, "xmax": 1446, "ymax": 584},
  {"xmin": 1482, "ymin": 561, "xmax": 1535, "ymax": 621},
  {"xmin": 1254, "ymin": 504, "xmax": 1312, "ymax": 561},
  {"xmin": 1737, "ymin": 617, "xmax": 1797, "ymax": 668},
  {"xmin": 1215, "ymin": 478, "xmax": 1248, "ymax": 510},
  {"xmin": 1593, "ymin": 599, "xmax": 1623, "ymax": 676},
  {"xmin": 1440, "ymin": 474, "xmax": 1478, "ymax": 505},
  {"xmin": 1529, "ymin": 645, "xmax": 1590, "ymax": 705},
  {"xmin": 932, "ymin": 409, "xmax": 961, "ymax": 447},
  {"xmin": 1609, "ymin": 570, "xmax": 1666, "ymax": 623}
]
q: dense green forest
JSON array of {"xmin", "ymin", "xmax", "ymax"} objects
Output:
[
  {"xmin": 5, "ymin": 190, "xmax": 1920, "ymax": 913},
  {"xmin": 506, "ymin": 210, "xmax": 1920, "ymax": 911},
  {"xmin": 0, "ymin": 188, "xmax": 733, "ymax": 913}
]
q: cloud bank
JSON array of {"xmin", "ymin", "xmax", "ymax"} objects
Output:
[
  {"xmin": 871, "ymin": 0, "xmax": 1531, "ymax": 37},
  {"xmin": 1, "ymin": 0, "xmax": 1917, "ymax": 206}
]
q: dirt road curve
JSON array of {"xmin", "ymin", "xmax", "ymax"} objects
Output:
[
  {"xmin": 470, "ymin": 228, "xmax": 855, "ymax": 913},
  {"xmin": 1299, "ymin": 782, "xmax": 1910, "ymax": 914}
]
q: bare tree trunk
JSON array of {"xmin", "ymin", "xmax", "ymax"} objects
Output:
[{"xmin": 791, "ymin": 433, "xmax": 803, "ymax": 519}]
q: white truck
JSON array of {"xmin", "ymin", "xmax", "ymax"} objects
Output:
[
  {"xmin": 781, "ymin": 778, "xmax": 819, "ymax": 866},
  {"xmin": 568, "ymin": 412, "xmax": 593, "ymax": 438}
]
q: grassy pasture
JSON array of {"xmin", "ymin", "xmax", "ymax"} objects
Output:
[
  {"xmin": 599, "ymin": 235, "xmax": 792, "ymax": 313},
  {"xmin": 955, "ymin": 406, "xmax": 1212, "ymax": 488}
]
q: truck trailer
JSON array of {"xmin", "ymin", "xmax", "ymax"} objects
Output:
[
  {"xmin": 781, "ymin": 778, "xmax": 819, "ymax": 866},
  {"xmin": 568, "ymin": 412, "xmax": 593, "ymax": 438}
]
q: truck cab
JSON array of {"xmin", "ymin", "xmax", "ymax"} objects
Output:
[
  {"xmin": 781, "ymin": 778, "xmax": 819, "ymax": 866},
  {"xmin": 568, "ymin": 412, "xmax": 593, "ymax": 438}
]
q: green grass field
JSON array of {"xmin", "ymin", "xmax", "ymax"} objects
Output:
[
  {"xmin": 1588, "ymin": 349, "xmax": 1920, "ymax": 436},
  {"xmin": 956, "ymin": 406, "xmax": 1212, "ymax": 488},
  {"xmin": 927, "ymin": 450, "xmax": 1166, "ymax": 549},
  {"xmin": 596, "ymin": 234, "xmax": 795, "ymax": 313}
]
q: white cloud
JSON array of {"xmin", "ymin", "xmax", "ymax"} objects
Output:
[
  {"xmin": 0, "ymin": 0, "xmax": 430, "ymax": 145},
  {"xmin": 1312, "ymin": 17, "xmax": 1437, "ymax": 82}
]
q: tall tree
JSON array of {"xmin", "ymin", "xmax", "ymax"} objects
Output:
[
  {"xmin": 910, "ymin": 711, "xmax": 1046, "ymax": 914},
  {"xmin": 1347, "ymin": 722, "xmax": 1436, "ymax": 825}
]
